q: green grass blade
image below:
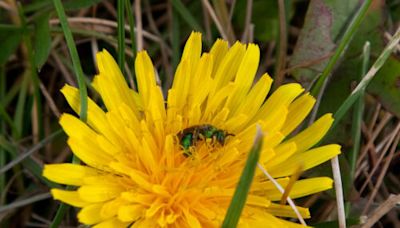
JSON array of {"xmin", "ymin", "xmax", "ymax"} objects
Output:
[
  {"xmin": 50, "ymin": 203, "xmax": 69, "ymax": 228},
  {"xmin": 1, "ymin": 78, "xmax": 22, "ymax": 107},
  {"xmin": 18, "ymin": 4, "xmax": 44, "ymax": 140},
  {"xmin": 0, "ymin": 28, "xmax": 23, "ymax": 65},
  {"xmin": 0, "ymin": 65, "xmax": 17, "ymax": 134},
  {"xmin": 117, "ymin": 0, "xmax": 125, "ymax": 75},
  {"xmin": 310, "ymin": 0, "xmax": 373, "ymax": 97},
  {"xmin": 125, "ymin": 0, "xmax": 136, "ymax": 52},
  {"xmin": 352, "ymin": 41, "xmax": 371, "ymax": 170},
  {"xmin": 52, "ymin": 0, "xmax": 87, "ymax": 121},
  {"xmin": 332, "ymin": 27, "xmax": 400, "ymax": 129},
  {"xmin": 345, "ymin": 42, "xmax": 370, "ymax": 217},
  {"xmin": 171, "ymin": 0, "xmax": 203, "ymax": 33},
  {"xmin": 222, "ymin": 126, "xmax": 263, "ymax": 228},
  {"xmin": 13, "ymin": 70, "xmax": 29, "ymax": 138},
  {"xmin": 33, "ymin": 12, "xmax": 52, "ymax": 70},
  {"xmin": 51, "ymin": 0, "xmax": 89, "ymax": 225},
  {"xmin": 0, "ymin": 104, "xmax": 18, "ymax": 134},
  {"xmin": 171, "ymin": 8, "xmax": 181, "ymax": 72},
  {"xmin": 0, "ymin": 65, "xmax": 5, "ymax": 200},
  {"xmin": 125, "ymin": 0, "xmax": 136, "ymax": 74}
]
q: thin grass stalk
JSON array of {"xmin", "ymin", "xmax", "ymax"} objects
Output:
[
  {"xmin": 345, "ymin": 41, "xmax": 370, "ymax": 217},
  {"xmin": 51, "ymin": 27, "xmax": 117, "ymax": 49},
  {"xmin": 273, "ymin": 0, "xmax": 288, "ymax": 89},
  {"xmin": 202, "ymin": 0, "xmax": 229, "ymax": 41},
  {"xmin": 52, "ymin": 51, "xmax": 97, "ymax": 94},
  {"xmin": 117, "ymin": 0, "xmax": 125, "ymax": 75},
  {"xmin": 134, "ymin": 0, "xmax": 143, "ymax": 50},
  {"xmin": 257, "ymin": 163, "xmax": 306, "ymax": 225},
  {"xmin": 171, "ymin": 5, "xmax": 180, "ymax": 71},
  {"xmin": 240, "ymin": 0, "xmax": 253, "ymax": 42},
  {"xmin": 0, "ymin": 193, "xmax": 51, "ymax": 214},
  {"xmin": 212, "ymin": 0, "xmax": 235, "ymax": 43},
  {"xmin": 50, "ymin": 17, "xmax": 163, "ymax": 43},
  {"xmin": 228, "ymin": 0, "xmax": 237, "ymax": 20},
  {"xmin": 332, "ymin": 156, "xmax": 346, "ymax": 228},
  {"xmin": 362, "ymin": 126, "xmax": 400, "ymax": 214},
  {"xmin": 361, "ymin": 194, "xmax": 400, "ymax": 227}
]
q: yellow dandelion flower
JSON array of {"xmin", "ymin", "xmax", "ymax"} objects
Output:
[{"xmin": 43, "ymin": 32, "xmax": 341, "ymax": 227}]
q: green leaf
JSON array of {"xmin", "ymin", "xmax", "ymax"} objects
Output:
[
  {"xmin": 222, "ymin": 127, "xmax": 263, "ymax": 228},
  {"xmin": 289, "ymin": 0, "xmax": 360, "ymax": 84},
  {"xmin": 34, "ymin": 12, "xmax": 52, "ymax": 70},
  {"xmin": 0, "ymin": 26, "xmax": 23, "ymax": 65},
  {"xmin": 117, "ymin": 0, "xmax": 125, "ymax": 75}
]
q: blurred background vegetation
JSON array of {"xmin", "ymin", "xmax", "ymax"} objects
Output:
[{"xmin": 0, "ymin": 0, "xmax": 399, "ymax": 227}]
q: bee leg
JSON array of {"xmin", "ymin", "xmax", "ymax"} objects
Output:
[
  {"xmin": 212, "ymin": 135, "xmax": 217, "ymax": 146},
  {"xmin": 183, "ymin": 148, "xmax": 191, "ymax": 157}
]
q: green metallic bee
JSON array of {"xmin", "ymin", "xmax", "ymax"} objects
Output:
[{"xmin": 177, "ymin": 124, "xmax": 234, "ymax": 156}]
